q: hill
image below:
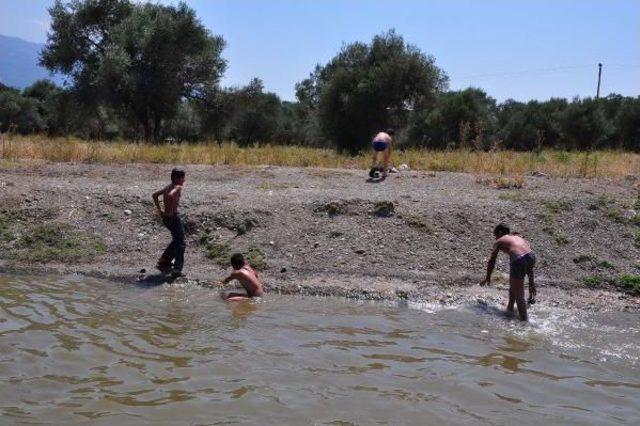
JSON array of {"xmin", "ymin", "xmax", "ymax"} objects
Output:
[{"xmin": 0, "ymin": 34, "xmax": 64, "ymax": 89}]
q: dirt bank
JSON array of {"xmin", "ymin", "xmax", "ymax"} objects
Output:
[{"xmin": 1, "ymin": 160, "xmax": 639, "ymax": 312}]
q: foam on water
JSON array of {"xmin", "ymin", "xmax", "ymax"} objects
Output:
[{"xmin": 405, "ymin": 296, "xmax": 640, "ymax": 366}]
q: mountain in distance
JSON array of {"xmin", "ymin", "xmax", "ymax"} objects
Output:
[{"xmin": 0, "ymin": 34, "xmax": 65, "ymax": 89}]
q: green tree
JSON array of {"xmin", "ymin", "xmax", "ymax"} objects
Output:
[
  {"xmin": 407, "ymin": 88, "xmax": 496, "ymax": 149},
  {"xmin": 225, "ymin": 78, "xmax": 281, "ymax": 146},
  {"xmin": 41, "ymin": 0, "xmax": 226, "ymax": 141},
  {"xmin": 297, "ymin": 30, "xmax": 447, "ymax": 153},
  {"xmin": 614, "ymin": 96, "xmax": 640, "ymax": 151},
  {"xmin": 0, "ymin": 84, "xmax": 45, "ymax": 133},
  {"xmin": 496, "ymin": 98, "xmax": 567, "ymax": 150},
  {"xmin": 22, "ymin": 80, "xmax": 67, "ymax": 135},
  {"xmin": 558, "ymin": 98, "xmax": 614, "ymax": 150}
]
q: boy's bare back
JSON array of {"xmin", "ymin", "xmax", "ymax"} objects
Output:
[
  {"xmin": 229, "ymin": 265, "xmax": 263, "ymax": 297},
  {"xmin": 494, "ymin": 234, "xmax": 531, "ymax": 258}
]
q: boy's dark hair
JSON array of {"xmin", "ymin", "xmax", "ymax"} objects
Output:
[
  {"xmin": 494, "ymin": 223, "xmax": 510, "ymax": 237},
  {"xmin": 230, "ymin": 253, "xmax": 245, "ymax": 269},
  {"xmin": 171, "ymin": 168, "xmax": 185, "ymax": 183},
  {"xmin": 386, "ymin": 128, "xmax": 395, "ymax": 136}
]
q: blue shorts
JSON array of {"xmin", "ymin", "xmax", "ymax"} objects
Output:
[
  {"xmin": 372, "ymin": 140, "xmax": 388, "ymax": 152},
  {"xmin": 510, "ymin": 252, "xmax": 535, "ymax": 279}
]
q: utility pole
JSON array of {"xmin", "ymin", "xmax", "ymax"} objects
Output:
[{"xmin": 596, "ymin": 63, "xmax": 602, "ymax": 99}]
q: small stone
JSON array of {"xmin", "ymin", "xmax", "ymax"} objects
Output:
[
  {"xmin": 399, "ymin": 163, "xmax": 410, "ymax": 171},
  {"xmin": 280, "ymin": 267, "xmax": 287, "ymax": 273},
  {"xmin": 269, "ymin": 241, "xmax": 275, "ymax": 246},
  {"xmin": 124, "ymin": 209, "xmax": 132, "ymax": 215},
  {"xmin": 313, "ymin": 242, "xmax": 319, "ymax": 248},
  {"xmin": 354, "ymin": 249, "xmax": 365, "ymax": 255}
]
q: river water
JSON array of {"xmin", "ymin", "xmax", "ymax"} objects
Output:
[{"xmin": 0, "ymin": 274, "xmax": 638, "ymax": 425}]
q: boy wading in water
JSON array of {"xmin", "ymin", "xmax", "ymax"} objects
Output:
[
  {"xmin": 152, "ymin": 168, "xmax": 186, "ymax": 278},
  {"xmin": 218, "ymin": 253, "xmax": 264, "ymax": 301},
  {"xmin": 480, "ymin": 224, "xmax": 536, "ymax": 321},
  {"xmin": 370, "ymin": 128, "xmax": 394, "ymax": 178}
]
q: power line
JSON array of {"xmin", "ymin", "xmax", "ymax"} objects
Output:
[{"xmin": 452, "ymin": 64, "xmax": 597, "ymax": 81}]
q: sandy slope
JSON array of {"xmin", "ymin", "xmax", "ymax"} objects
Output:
[{"xmin": 1, "ymin": 161, "xmax": 639, "ymax": 311}]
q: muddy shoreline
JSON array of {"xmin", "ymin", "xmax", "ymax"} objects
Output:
[{"xmin": 1, "ymin": 160, "xmax": 639, "ymax": 312}]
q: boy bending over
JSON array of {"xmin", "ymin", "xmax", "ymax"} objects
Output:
[{"xmin": 480, "ymin": 223, "xmax": 536, "ymax": 321}]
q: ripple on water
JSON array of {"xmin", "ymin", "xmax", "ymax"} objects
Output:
[{"xmin": 0, "ymin": 274, "xmax": 638, "ymax": 424}]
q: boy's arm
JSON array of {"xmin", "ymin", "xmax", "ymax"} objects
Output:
[
  {"xmin": 222, "ymin": 271, "xmax": 239, "ymax": 284},
  {"xmin": 152, "ymin": 187, "xmax": 165, "ymax": 215},
  {"xmin": 480, "ymin": 244, "xmax": 500, "ymax": 286},
  {"xmin": 167, "ymin": 185, "xmax": 182, "ymax": 199}
]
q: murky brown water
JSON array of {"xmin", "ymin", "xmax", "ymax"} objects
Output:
[{"xmin": 1, "ymin": 274, "xmax": 639, "ymax": 425}]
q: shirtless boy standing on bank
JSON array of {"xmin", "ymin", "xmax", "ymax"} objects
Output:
[
  {"xmin": 152, "ymin": 168, "xmax": 186, "ymax": 277},
  {"xmin": 480, "ymin": 223, "xmax": 537, "ymax": 321},
  {"xmin": 219, "ymin": 253, "xmax": 264, "ymax": 301}
]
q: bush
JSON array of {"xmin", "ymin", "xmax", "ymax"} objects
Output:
[
  {"xmin": 17, "ymin": 224, "xmax": 106, "ymax": 263},
  {"xmin": 245, "ymin": 246, "xmax": 267, "ymax": 270},
  {"xmin": 558, "ymin": 98, "xmax": 614, "ymax": 150},
  {"xmin": 408, "ymin": 88, "xmax": 497, "ymax": 149}
]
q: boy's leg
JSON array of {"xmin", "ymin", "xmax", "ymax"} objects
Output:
[
  {"xmin": 507, "ymin": 285, "xmax": 515, "ymax": 313},
  {"xmin": 159, "ymin": 218, "xmax": 176, "ymax": 267},
  {"xmin": 171, "ymin": 216, "xmax": 186, "ymax": 272},
  {"xmin": 510, "ymin": 277, "xmax": 528, "ymax": 321},
  {"xmin": 225, "ymin": 293, "xmax": 251, "ymax": 302},
  {"xmin": 382, "ymin": 146, "xmax": 391, "ymax": 175}
]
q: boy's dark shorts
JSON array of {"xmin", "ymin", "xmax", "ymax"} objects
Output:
[
  {"xmin": 372, "ymin": 140, "xmax": 388, "ymax": 152},
  {"xmin": 510, "ymin": 252, "xmax": 536, "ymax": 280}
]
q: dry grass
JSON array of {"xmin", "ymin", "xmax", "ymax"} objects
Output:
[{"xmin": 1, "ymin": 134, "xmax": 639, "ymax": 178}]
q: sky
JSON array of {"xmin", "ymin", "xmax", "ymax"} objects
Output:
[{"xmin": 1, "ymin": 0, "xmax": 639, "ymax": 102}]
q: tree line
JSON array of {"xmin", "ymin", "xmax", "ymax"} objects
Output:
[{"xmin": 1, "ymin": 0, "xmax": 638, "ymax": 152}]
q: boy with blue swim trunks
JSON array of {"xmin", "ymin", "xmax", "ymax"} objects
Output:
[
  {"xmin": 480, "ymin": 224, "xmax": 537, "ymax": 321},
  {"xmin": 370, "ymin": 129, "xmax": 394, "ymax": 178}
]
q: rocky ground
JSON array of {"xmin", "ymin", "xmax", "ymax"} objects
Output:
[{"xmin": 1, "ymin": 160, "xmax": 639, "ymax": 312}]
